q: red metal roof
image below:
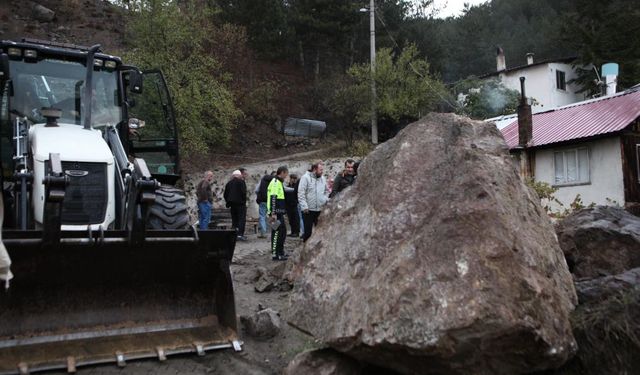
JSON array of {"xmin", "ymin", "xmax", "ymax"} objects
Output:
[{"xmin": 500, "ymin": 88, "xmax": 640, "ymax": 148}]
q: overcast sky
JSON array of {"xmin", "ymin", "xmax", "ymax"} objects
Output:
[{"xmin": 431, "ymin": 0, "xmax": 489, "ymax": 18}]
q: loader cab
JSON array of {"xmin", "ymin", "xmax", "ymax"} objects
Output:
[
  {"xmin": 0, "ymin": 40, "xmax": 180, "ymax": 184},
  {"xmin": 0, "ymin": 41, "xmax": 124, "ymax": 172},
  {"xmin": 124, "ymin": 70, "xmax": 180, "ymax": 186}
]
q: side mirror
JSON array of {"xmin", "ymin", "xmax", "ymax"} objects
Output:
[
  {"xmin": 129, "ymin": 70, "xmax": 143, "ymax": 94},
  {"xmin": 0, "ymin": 54, "xmax": 9, "ymax": 82}
]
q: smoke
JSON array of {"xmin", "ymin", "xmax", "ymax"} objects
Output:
[{"xmin": 482, "ymin": 85, "xmax": 510, "ymax": 112}]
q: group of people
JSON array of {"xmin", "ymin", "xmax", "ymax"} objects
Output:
[
  {"xmin": 196, "ymin": 168, "xmax": 250, "ymax": 241},
  {"xmin": 196, "ymin": 159, "xmax": 359, "ymax": 261}
]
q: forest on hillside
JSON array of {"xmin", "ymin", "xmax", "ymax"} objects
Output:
[
  {"xmin": 111, "ymin": 0, "xmax": 640, "ymax": 154},
  {"xmin": 212, "ymin": 0, "xmax": 639, "ymax": 86}
]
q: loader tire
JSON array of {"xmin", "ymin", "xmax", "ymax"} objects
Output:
[{"xmin": 148, "ymin": 186, "xmax": 190, "ymax": 230}]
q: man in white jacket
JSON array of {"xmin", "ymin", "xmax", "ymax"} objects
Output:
[{"xmin": 297, "ymin": 161, "xmax": 329, "ymax": 242}]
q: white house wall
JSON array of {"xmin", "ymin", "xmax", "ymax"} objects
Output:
[
  {"xmin": 533, "ymin": 137, "xmax": 625, "ymax": 210},
  {"xmin": 499, "ymin": 63, "xmax": 586, "ymax": 113}
]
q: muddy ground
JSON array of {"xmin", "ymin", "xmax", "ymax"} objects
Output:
[{"xmin": 52, "ymin": 234, "xmax": 317, "ymax": 375}]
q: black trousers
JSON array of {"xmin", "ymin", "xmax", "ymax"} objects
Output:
[
  {"xmin": 230, "ymin": 203, "xmax": 246, "ymax": 236},
  {"xmin": 286, "ymin": 205, "xmax": 300, "ymax": 235},
  {"xmin": 271, "ymin": 213, "xmax": 286, "ymax": 256},
  {"xmin": 302, "ymin": 210, "xmax": 320, "ymax": 242}
]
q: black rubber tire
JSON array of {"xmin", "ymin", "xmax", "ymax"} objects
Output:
[{"xmin": 148, "ymin": 186, "xmax": 190, "ymax": 230}]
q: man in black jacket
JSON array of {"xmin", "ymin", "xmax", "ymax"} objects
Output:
[
  {"xmin": 224, "ymin": 169, "xmax": 247, "ymax": 241},
  {"xmin": 330, "ymin": 159, "xmax": 356, "ymax": 198},
  {"xmin": 284, "ymin": 174, "xmax": 301, "ymax": 237},
  {"xmin": 255, "ymin": 171, "xmax": 276, "ymax": 238}
]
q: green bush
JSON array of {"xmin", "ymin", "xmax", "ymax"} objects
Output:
[{"xmin": 123, "ymin": 0, "xmax": 242, "ymax": 156}]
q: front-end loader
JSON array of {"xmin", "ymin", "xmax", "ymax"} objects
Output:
[{"xmin": 0, "ymin": 39, "xmax": 240, "ymax": 374}]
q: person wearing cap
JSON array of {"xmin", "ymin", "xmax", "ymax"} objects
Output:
[{"xmin": 224, "ymin": 169, "xmax": 248, "ymax": 241}]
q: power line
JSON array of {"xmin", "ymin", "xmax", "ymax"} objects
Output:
[{"xmin": 375, "ymin": 12, "xmax": 459, "ymax": 110}]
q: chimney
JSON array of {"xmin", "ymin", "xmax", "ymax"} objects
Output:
[
  {"xmin": 602, "ymin": 63, "xmax": 619, "ymax": 96},
  {"xmin": 517, "ymin": 77, "xmax": 532, "ymax": 147},
  {"xmin": 526, "ymin": 53, "xmax": 534, "ymax": 65},
  {"xmin": 496, "ymin": 47, "xmax": 506, "ymax": 72}
]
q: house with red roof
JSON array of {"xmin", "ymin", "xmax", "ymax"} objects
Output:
[
  {"xmin": 499, "ymin": 86, "xmax": 640, "ymax": 212},
  {"xmin": 480, "ymin": 48, "xmax": 588, "ymax": 114}
]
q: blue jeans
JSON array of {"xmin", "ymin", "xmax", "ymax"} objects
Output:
[
  {"xmin": 198, "ymin": 201, "xmax": 211, "ymax": 230},
  {"xmin": 258, "ymin": 202, "xmax": 268, "ymax": 234},
  {"xmin": 297, "ymin": 204, "xmax": 304, "ymax": 236}
]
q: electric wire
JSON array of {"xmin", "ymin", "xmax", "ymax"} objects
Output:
[{"xmin": 375, "ymin": 10, "xmax": 460, "ymax": 110}]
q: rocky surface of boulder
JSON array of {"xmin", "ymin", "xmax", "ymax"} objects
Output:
[
  {"xmin": 539, "ymin": 268, "xmax": 640, "ymax": 375},
  {"xmin": 288, "ymin": 113, "xmax": 577, "ymax": 375},
  {"xmin": 556, "ymin": 206, "xmax": 640, "ymax": 279},
  {"xmin": 575, "ymin": 267, "xmax": 640, "ymax": 304}
]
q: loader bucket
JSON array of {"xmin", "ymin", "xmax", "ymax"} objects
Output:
[{"xmin": 0, "ymin": 229, "xmax": 239, "ymax": 374}]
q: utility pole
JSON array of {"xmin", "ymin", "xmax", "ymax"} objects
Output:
[{"xmin": 369, "ymin": 0, "xmax": 378, "ymax": 145}]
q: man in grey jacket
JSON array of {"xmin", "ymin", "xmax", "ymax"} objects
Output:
[{"xmin": 298, "ymin": 161, "xmax": 329, "ymax": 242}]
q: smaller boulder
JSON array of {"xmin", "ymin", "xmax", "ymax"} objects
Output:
[
  {"xmin": 253, "ymin": 262, "xmax": 291, "ymax": 293},
  {"xmin": 240, "ymin": 308, "xmax": 281, "ymax": 339},
  {"xmin": 556, "ymin": 206, "xmax": 640, "ymax": 279},
  {"xmin": 575, "ymin": 267, "xmax": 640, "ymax": 304},
  {"xmin": 32, "ymin": 4, "xmax": 55, "ymax": 22},
  {"xmin": 284, "ymin": 349, "xmax": 362, "ymax": 375},
  {"xmin": 543, "ymin": 268, "xmax": 640, "ymax": 375}
]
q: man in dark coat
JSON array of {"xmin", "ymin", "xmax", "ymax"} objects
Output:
[
  {"xmin": 284, "ymin": 174, "xmax": 301, "ymax": 237},
  {"xmin": 224, "ymin": 169, "xmax": 247, "ymax": 241},
  {"xmin": 255, "ymin": 171, "xmax": 276, "ymax": 238},
  {"xmin": 330, "ymin": 159, "xmax": 356, "ymax": 198}
]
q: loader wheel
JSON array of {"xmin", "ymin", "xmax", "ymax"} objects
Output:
[{"xmin": 148, "ymin": 186, "xmax": 190, "ymax": 230}]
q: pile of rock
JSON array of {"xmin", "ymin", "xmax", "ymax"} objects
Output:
[
  {"xmin": 556, "ymin": 206, "xmax": 640, "ymax": 279},
  {"xmin": 253, "ymin": 262, "xmax": 292, "ymax": 293},
  {"xmin": 286, "ymin": 113, "xmax": 577, "ymax": 375},
  {"xmin": 547, "ymin": 206, "xmax": 640, "ymax": 375}
]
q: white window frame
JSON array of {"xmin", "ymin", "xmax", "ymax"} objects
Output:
[
  {"xmin": 636, "ymin": 144, "xmax": 640, "ymax": 183},
  {"xmin": 556, "ymin": 69, "xmax": 567, "ymax": 91},
  {"xmin": 553, "ymin": 147, "xmax": 590, "ymax": 186}
]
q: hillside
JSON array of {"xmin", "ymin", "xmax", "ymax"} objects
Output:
[{"xmin": 1, "ymin": 0, "xmax": 338, "ymax": 171}]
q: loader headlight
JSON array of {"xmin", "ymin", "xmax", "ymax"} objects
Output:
[
  {"xmin": 94, "ymin": 59, "xmax": 104, "ymax": 67},
  {"xmin": 104, "ymin": 60, "xmax": 117, "ymax": 69},
  {"xmin": 24, "ymin": 49, "xmax": 38, "ymax": 59},
  {"xmin": 7, "ymin": 48, "xmax": 21, "ymax": 57}
]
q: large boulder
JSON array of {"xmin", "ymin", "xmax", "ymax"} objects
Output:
[
  {"xmin": 556, "ymin": 206, "xmax": 640, "ymax": 279},
  {"xmin": 288, "ymin": 113, "xmax": 577, "ymax": 375}
]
